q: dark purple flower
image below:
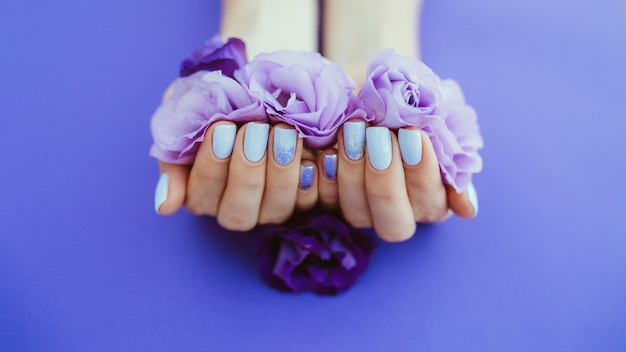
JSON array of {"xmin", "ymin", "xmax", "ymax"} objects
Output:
[
  {"xmin": 150, "ymin": 71, "xmax": 267, "ymax": 164},
  {"xmin": 242, "ymin": 50, "xmax": 369, "ymax": 149},
  {"xmin": 180, "ymin": 35, "xmax": 248, "ymax": 79},
  {"xmin": 254, "ymin": 213, "xmax": 378, "ymax": 295}
]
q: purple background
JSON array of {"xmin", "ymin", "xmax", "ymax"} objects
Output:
[{"xmin": 1, "ymin": 0, "xmax": 625, "ymax": 351}]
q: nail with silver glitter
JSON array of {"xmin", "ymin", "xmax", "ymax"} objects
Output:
[
  {"xmin": 323, "ymin": 154, "xmax": 337, "ymax": 180},
  {"xmin": 299, "ymin": 165, "xmax": 314, "ymax": 190},
  {"xmin": 343, "ymin": 121, "xmax": 366, "ymax": 161},
  {"xmin": 273, "ymin": 128, "xmax": 297, "ymax": 166}
]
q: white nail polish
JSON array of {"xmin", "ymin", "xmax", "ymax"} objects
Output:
[
  {"xmin": 212, "ymin": 124, "xmax": 236, "ymax": 159},
  {"xmin": 398, "ymin": 128, "xmax": 423, "ymax": 166},
  {"xmin": 244, "ymin": 123, "xmax": 269, "ymax": 163},
  {"xmin": 366, "ymin": 127, "xmax": 392, "ymax": 171},
  {"xmin": 154, "ymin": 173, "xmax": 169, "ymax": 214},
  {"xmin": 467, "ymin": 182, "xmax": 479, "ymax": 217}
]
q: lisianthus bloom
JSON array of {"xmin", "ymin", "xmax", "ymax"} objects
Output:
[
  {"xmin": 428, "ymin": 80, "xmax": 484, "ymax": 192},
  {"xmin": 253, "ymin": 213, "xmax": 378, "ymax": 295},
  {"xmin": 358, "ymin": 49, "xmax": 442, "ymax": 128},
  {"xmin": 242, "ymin": 50, "xmax": 368, "ymax": 149},
  {"xmin": 180, "ymin": 35, "xmax": 248, "ymax": 79},
  {"xmin": 359, "ymin": 49, "xmax": 483, "ymax": 192},
  {"xmin": 150, "ymin": 71, "xmax": 267, "ymax": 164}
]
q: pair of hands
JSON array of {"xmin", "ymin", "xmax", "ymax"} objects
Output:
[{"xmin": 155, "ymin": 118, "xmax": 478, "ymax": 242}]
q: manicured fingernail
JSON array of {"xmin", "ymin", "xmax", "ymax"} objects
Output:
[
  {"xmin": 154, "ymin": 173, "xmax": 169, "ymax": 214},
  {"xmin": 273, "ymin": 128, "xmax": 297, "ymax": 166},
  {"xmin": 343, "ymin": 121, "xmax": 365, "ymax": 160},
  {"xmin": 212, "ymin": 124, "xmax": 236, "ymax": 159},
  {"xmin": 323, "ymin": 154, "xmax": 337, "ymax": 180},
  {"xmin": 299, "ymin": 165, "xmax": 314, "ymax": 190},
  {"xmin": 398, "ymin": 128, "xmax": 423, "ymax": 166},
  {"xmin": 467, "ymin": 182, "xmax": 479, "ymax": 217},
  {"xmin": 244, "ymin": 123, "xmax": 269, "ymax": 163},
  {"xmin": 366, "ymin": 127, "xmax": 392, "ymax": 171}
]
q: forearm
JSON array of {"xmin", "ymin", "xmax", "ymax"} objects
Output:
[
  {"xmin": 221, "ymin": 0, "xmax": 318, "ymax": 58},
  {"xmin": 323, "ymin": 0, "xmax": 422, "ymax": 85}
]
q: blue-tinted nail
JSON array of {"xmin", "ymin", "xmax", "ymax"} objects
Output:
[
  {"xmin": 366, "ymin": 127, "xmax": 392, "ymax": 171},
  {"xmin": 300, "ymin": 165, "xmax": 314, "ymax": 190},
  {"xmin": 343, "ymin": 121, "xmax": 365, "ymax": 160},
  {"xmin": 323, "ymin": 154, "xmax": 337, "ymax": 180},
  {"xmin": 243, "ymin": 123, "xmax": 269, "ymax": 163},
  {"xmin": 467, "ymin": 182, "xmax": 479, "ymax": 217},
  {"xmin": 273, "ymin": 128, "xmax": 297, "ymax": 166},
  {"xmin": 212, "ymin": 124, "xmax": 236, "ymax": 159},
  {"xmin": 154, "ymin": 173, "xmax": 169, "ymax": 214},
  {"xmin": 398, "ymin": 128, "xmax": 423, "ymax": 166}
]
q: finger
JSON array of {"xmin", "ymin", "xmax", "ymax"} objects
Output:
[
  {"xmin": 365, "ymin": 127, "xmax": 416, "ymax": 242},
  {"xmin": 217, "ymin": 122, "xmax": 270, "ymax": 231},
  {"xmin": 155, "ymin": 161, "xmax": 190, "ymax": 216},
  {"xmin": 447, "ymin": 182, "xmax": 479, "ymax": 218},
  {"xmin": 295, "ymin": 160, "xmax": 319, "ymax": 211},
  {"xmin": 259, "ymin": 124, "xmax": 302, "ymax": 224},
  {"xmin": 337, "ymin": 120, "xmax": 372, "ymax": 228},
  {"xmin": 185, "ymin": 121, "xmax": 237, "ymax": 216},
  {"xmin": 398, "ymin": 128, "xmax": 448, "ymax": 223},
  {"xmin": 317, "ymin": 148, "xmax": 338, "ymax": 210}
]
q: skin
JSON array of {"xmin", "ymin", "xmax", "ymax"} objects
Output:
[{"xmin": 154, "ymin": 0, "xmax": 477, "ymax": 242}]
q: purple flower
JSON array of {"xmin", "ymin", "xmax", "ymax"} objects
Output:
[
  {"xmin": 358, "ymin": 49, "xmax": 443, "ymax": 128},
  {"xmin": 359, "ymin": 49, "xmax": 483, "ymax": 192},
  {"xmin": 428, "ymin": 80, "xmax": 484, "ymax": 192},
  {"xmin": 254, "ymin": 213, "xmax": 378, "ymax": 295},
  {"xmin": 242, "ymin": 51, "xmax": 368, "ymax": 149},
  {"xmin": 150, "ymin": 71, "xmax": 267, "ymax": 164},
  {"xmin": 180, "ymin": 35, "xmax": 248, "ymax": 79}
]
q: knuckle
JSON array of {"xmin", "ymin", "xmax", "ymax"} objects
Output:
[{"xmin": 217, "ymin": 214, "xmax": 255, "ymax": 232}]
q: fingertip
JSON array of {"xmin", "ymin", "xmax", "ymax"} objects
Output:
[
  {"xmin": 155, "ymin": 162, "xmax": 189, "ymax": 216},
  {"xmin": 446, "ymin": 182, "xmax": 478, "ymax": 219}
]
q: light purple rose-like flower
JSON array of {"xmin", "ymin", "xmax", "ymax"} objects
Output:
[
  {"xmin": 428, "ymin": 80, "xmax": 484, "ymax": 192},
  {"xmin": 242, "ymin": 51, "xmax": 368, "ymax": 149},
  {"xmin": 150, "ymin": 71, "xmax": 267, "ymax": 164},
  {"xmin": 359, "ymin": 49, "xmax": 483, "ymax": 192},
  {"xmin": 253, "ymin": 213, "xmax": 378, "ymax": 295},
  {"xmin": 180, "ymin": 35, "xmax": 247, "ymax": 79},
  {"xmin": 358, "ymin": 49, "xmax": 443, "ymax": 128}
]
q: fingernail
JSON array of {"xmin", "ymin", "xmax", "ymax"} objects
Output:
[
  {"xmin": 212, "ymin": 124, "xmax": 236, "ymax": 159},
  {"xmin": 343, "ymin": 121, "xmax": 366, "ymax": 160},
  {"xmin": 366, "ymin": 127, "xmax": 392, "ymax": 171},
  {"xmin": 154, "ymin": 173, "xmax": 169, "ymax": 214},
  {"xmin": 244, "ymin": 123, "xmax": 269, "ymax": 163},
  {"xmin": 299, "ymin": 165, "xmax": 314, "ymax": 190},
  {"xmin": 273, "ymin": 128, "xmax": 297, "ymax": 166},
  {"xmin": 398, "ymin": 128, "xmax": 423, "ymax": 166},
  {"xmin": 323, "ymin": 154, "xmax": 337, "ymax": 180},
  {"xmin": 467, "ymin": 182, "xmax": 479, "ymax": 217}
]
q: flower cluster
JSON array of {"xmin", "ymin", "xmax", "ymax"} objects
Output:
[{"xmin": 149, "ymin": 35, "xmax": 484, "ymax": 295}]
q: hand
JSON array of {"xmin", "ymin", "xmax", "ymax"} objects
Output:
[{"xmin": 315, "ymin": 120, "xmax": 478, "ymax": 242}]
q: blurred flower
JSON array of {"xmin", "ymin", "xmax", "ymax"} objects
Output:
[
  {"xmin": 253, "ymin": 213, "xmax": 378, "ymax": 295},
  {"xmin": 242, "ymin": 50, "xmax": 368, "ymax": 149},
  {"xmin": 180, "ymin": 35, "xmax": 248, "ymax": 79},
  {"xmin": 150, "ymin": 71, "xmax": 267, "ymax": 164}
]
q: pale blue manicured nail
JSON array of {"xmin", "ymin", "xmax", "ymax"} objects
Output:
[
  {"xmin": 154, "ymin": 173, "xmax": 169, "ymax": 214},
  {"xmin": 343, "ymin": 121, "xmax": 366, "ymax": 160},
  {"xmin": 398, "ymin": 128, "xmax": 423, "ymax": 166},
  {"xmin": 467, "ymin": 182, "xmax": 479, "ymax": 217},
  {"xmin": 323, "ymin": 154, "xmax": 337, "ymax": 180},
  {"xmin": 212, "ymin": 124, "xmax": 236, "ymax": 159},
  {"xmin": 273, "ymin": 128, "xmax": 297, "ymax": 166},
  {"xmin": 243, "ymin": 123, "xmax": 269, "ymax": 163},
  {"xmin": 366, "ymin": 127, "xmax": 392, "ymax": 171},
  {"xmin": 300, "ymin": 165, "xmax": 314, "ymax": 190}
]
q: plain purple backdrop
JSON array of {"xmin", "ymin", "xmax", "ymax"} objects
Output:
[{"xmin": 1, "ymin": 0, "xmax": 625, "ymax": 351}]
